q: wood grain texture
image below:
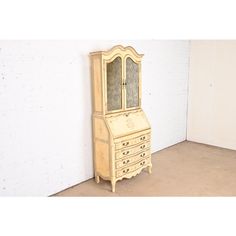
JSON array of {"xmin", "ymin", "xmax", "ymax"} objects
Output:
[{"xmin": 90, "ymin": 45, "xmax": 152, "ymax": 192}]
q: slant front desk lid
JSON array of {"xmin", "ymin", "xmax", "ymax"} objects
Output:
[{"xmin": 105, "ymin": 110, "xmax": 151, "ymax": 138}]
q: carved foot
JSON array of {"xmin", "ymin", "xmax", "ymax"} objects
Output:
[
  {"xmin": 111, "ymin": 179, "xmax": 116, "ymax": 193},
  {"xmin": 95, "ymin": 175, "xmax": 100, "ymax": 183},
  {"xmin": 148, "ymin": 165, "xmax": 152, "ymax": 174}
]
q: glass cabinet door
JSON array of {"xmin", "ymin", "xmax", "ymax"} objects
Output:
[
  {"xmin": 106, "ymin": 56, "xmax": 122, "ymax": 112},
  {"xmin": 125, "ymin": 57, "xmax": 139, "ymax": 108}
]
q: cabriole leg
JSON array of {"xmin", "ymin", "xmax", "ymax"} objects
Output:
[
  {"xmin": 95, "ymin": 175, "xmax": 100, "ymax": 183},
  {"xmin": 148, "ymin": 165, "xmax": 152, "ymax": 174},
  {"xmin": 111, "ymin": 179, "xmax": 116, "ymax": 193}
]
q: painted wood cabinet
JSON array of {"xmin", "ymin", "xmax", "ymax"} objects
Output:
[{"xmin": 90, "ymin": 45, "xmax": 152, "ymax": 192}]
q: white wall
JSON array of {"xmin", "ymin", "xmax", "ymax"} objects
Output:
[
  {"xmin": 0, "ymin": 40, "xmax": 190, "ymax": 196},
  {"xmin": 187, "ymin": 41, "xmax": 236, "ymax": 150}
]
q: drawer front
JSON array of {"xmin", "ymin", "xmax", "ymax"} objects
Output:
[
  {"xmin": 116, "ymin": 157, "xmax": 150, "ymax": 178},
  {"xmin": 115, "ymin": 132, "xmax": 151, "ymax": 150},
  {"xmin": 115, "ymin": 141, "xmax": 150, "ymax": 160},
  {"xmin": 116, "ymin": 149, "xmax": 151, "ymax": 169}
]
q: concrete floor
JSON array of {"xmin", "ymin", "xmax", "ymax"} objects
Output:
[{"xmin": 54, "ymin": 141, "xmax": 236, "ymax": 196}]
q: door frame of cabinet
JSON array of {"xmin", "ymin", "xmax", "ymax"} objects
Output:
[
  {"xmin": 102, "ymin": 45, "xmax": 143, "ymax": 114},
  {"xmin": 123, "ymin": 54, "xmax": 142, "ymax": 111},
  {"xmin": 104, "ymin": 53, "xmax": 124, "ymax": 114}
]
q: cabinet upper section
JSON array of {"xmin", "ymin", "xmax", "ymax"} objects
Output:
[{"xmin": 90, "ymin": 45, "xmax": 144, "ymax": 115}]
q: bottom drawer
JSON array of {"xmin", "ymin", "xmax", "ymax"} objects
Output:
[{"xmin": 116, "ymin": 157, "xmax": 150, "ymax": 178}]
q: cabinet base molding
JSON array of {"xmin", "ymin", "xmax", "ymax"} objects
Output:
[{"xmin": 95, "ymin": 163, "xmax": 152, "ymax": 192}]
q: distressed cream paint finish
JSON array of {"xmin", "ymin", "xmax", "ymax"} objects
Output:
[
  {"xmin": 187, "ymin": 41, "xmax": 236, "ymax": 150},
  {"xmin": 91, "ymin": 46, "xmax": 152, "ymax": 192}
]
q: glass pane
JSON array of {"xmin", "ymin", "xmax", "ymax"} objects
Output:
[
  {"xmin": 126, "ymin": 57, "xmax": 139, "ymax": 108},
  {"xmin": 106, "ymin": 57, "xmax": 122, "ymax": 111}
]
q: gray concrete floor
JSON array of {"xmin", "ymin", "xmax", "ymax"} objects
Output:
[{"xmin": 54, "ymin": 141, "xmax": 236, "ymax": 196}]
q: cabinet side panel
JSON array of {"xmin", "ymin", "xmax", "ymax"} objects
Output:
[
  {"xmin": 92, "ymin": 56, "xmax": 103, "ymax": 113},
  {"xmin": 95, "ymin": 141, "xmax": 110, "ymax": 178},
  {"xmin": 94, "ymin": 117, "xmax": 109, "ymax": 141}
]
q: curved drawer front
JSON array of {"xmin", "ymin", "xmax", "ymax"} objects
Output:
[
  {"xmin": 116, "ymin": 157, "xmax": 150, "ymax": 178},
  {"xmin": 115, "ymin": 141, "xmax": 150, "ymax": 160},
  {"xmin": 115, "ymin": 132, "xmax": 151, "ymax": 150},
  {"xmin": 116, "ymin": 150, "xmax": 150, "ymax": 169}
]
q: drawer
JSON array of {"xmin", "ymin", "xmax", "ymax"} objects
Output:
[
  {"xmin": 115, "ymin": 132, "xmax": 151, "ymax": 150},
  {"xmin": 115, "ymin": 141, "xmax": 150, "ymax": 160},
  {"xmin": 116, "ymin": 157, "xmax": 150, "ymax": 178},
  {"xmin": 116, "ymin": 149, "xmax": 151, "ymax": 169}
]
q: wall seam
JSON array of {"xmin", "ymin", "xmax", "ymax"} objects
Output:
[{"xmin": 185, "ymin": 40, "xmax": 191, "ymax": 140}]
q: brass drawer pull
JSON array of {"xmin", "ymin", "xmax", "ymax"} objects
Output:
[
  {"xmin": 140, "ymin": 144, "xmax": 146, "ymax": 149},
  {"xmin": 140, "ymin": 153, "xmax": 146, "ymax": 157},
  {"xmin": 123, "ymin": 168, "xmax": 130, "ymax": 173},
  {"xmin": 140, "ymin": 136, "xmax": 146, "ymax": 141},
  {"xmin": 122, "ymin": 141, "xmax": 129, "ymax": 146},
  {"xmin": 122, "ymin": 151, "xmax": 130, "ymax": 155},
  {"xmin": 123, "ymin": 159, "xmax": 130, "ymax": 165},
  {"xmin": 140, "ymin": 161, "xmax": 146, "ymax": 166}
]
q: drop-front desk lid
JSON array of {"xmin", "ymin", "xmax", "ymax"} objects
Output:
[{"xmin": 105, "ymin": 110, "xmax": 151, "ymax": 138}]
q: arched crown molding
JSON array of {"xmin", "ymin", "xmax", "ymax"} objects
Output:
[{"xmin": 90, "ymin": 45, "xmax": 144, "ymax": 58}]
